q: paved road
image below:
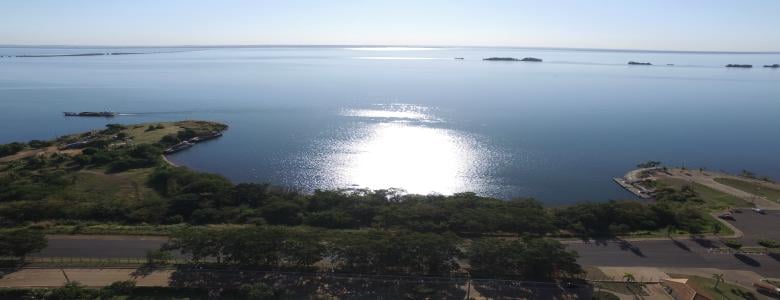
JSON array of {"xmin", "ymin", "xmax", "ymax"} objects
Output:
[
  {"xmin": 723, "ymin": 209, "xmax": 780, "ymax": 246},
  {"xmin": 35, "ymin": 211, "xmax": 780, "ymax": 277},
  {"xmin": 35, "ymin": 235, "xmax": 168, "ymax": 258},
  {"xmin": 36, "ymin": 234, "xmax": 780, "ymax": 277},
  {"xmin": 570, "ymin": 238, "xmax": 780, "ymax": 277}
]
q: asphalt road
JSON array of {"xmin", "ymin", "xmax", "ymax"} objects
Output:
[
  {"xmin": 570, "ymin": 238, "xmax": 780, "ymax": 277},
  {"xmin": 723, "ymin": 209, "xmax": 780, "ymax": 246},
  {"xmin": 34, "ymin": 211, "xmax": 780, "ymax": 277},
  {"xmin": 35, "ymin": 236, "xmax": 168, "ymax": 259},
  {"xmin": 35, "ymin": 235, "xmax": 780, "ymax": 277}
]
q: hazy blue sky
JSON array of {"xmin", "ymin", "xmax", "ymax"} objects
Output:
[{"xmin": 2, "ymin": 0, "xmax": 779, "ymax": 51}]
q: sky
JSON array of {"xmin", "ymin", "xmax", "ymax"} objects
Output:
[{"xmin": 2, "ymin": 0, "xmax": 780, "ymax": 51}]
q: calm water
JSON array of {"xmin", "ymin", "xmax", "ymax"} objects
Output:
[{"xmin": 1, "ymin": 46, "xmax": 779, "ymax": 204}]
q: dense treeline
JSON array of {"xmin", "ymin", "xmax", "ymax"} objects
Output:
[
  {"xmin": 165, "ymin": 226, "xmax": 580, "ymax": 280},
  {"xmin": 468, "ymin": 238, "xmax": 581, "ymax": 280},
  {"xmin": 554, "ymin": 200, "xmax": 707, "ymax": 236},
  {"xmin": 72, "ymin": 143, "xmax": 162, "ymax": 173},
  {"xmin": 0, "ymin": 165, "xmax": 713, "ymax": 238}
]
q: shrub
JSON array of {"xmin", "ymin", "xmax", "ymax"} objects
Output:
[
  {"xmin": 145, "ymin": 249, "xmax": 173, "ymax": 266},
  {"xmin": 0, "ymin": 142, "xmax": 25, "ymax": 157},
  {"xmin": 27, "ymin": 140, "xmax": 52, "ymax": 149},
  {"xmin": 240, "ymin": 282, "xmax": 277, "ymax": 300},
  {"xmin": 722, "ymin": 239, "xmax": 742, "ymax": 249},
  {"xmin": 48, "ymin": 282, "xmax": 97, "ymax": 300},
  {"xmin": 105, "ymin": 280, "xmax": 136, "ymax": 294},
  {"xmin": 759, "ymin": 239, "xmax": 780, "ymax": 248},
  {"xmin": 101, "ymin": 124, "xmax": 126, "ymax": 135}
]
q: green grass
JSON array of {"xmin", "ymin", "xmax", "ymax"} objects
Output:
[
  {"xmin": 124, "ymin": 123, "xmax": 182, "ymax": 144},
  {"xmin": 54, "ymin": 168, "xmax": 157, "ymax": 203},
  {"xmin": 715, "ymin": 177, "xmax": 780, "ymax": 203},
  {"xmin": 657, "ymin": 178, "xmax": 751, "ymax": 210},
  {"xmin": 675, "ymin": 274, "xmax": 766, "ymax": 300},
  {"xmin": 123, "ymin": 120, "xmax": 226, "ymax": 145}
]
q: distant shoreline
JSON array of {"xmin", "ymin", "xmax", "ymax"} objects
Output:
[{"xmin": 1, "ymin": 44, "xmax": 779, "ymax": 55}]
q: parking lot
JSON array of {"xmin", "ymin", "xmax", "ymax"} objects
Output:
[{"xmin": 723, "ymin": 209, "xmax": 780, "ymax": 246}]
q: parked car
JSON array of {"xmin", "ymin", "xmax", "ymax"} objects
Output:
[
  {"xmin": 754, "ymin": 281, "xmax": 780, "ymax": 295},
  {"xmin": 752, "ymin": 207, "xmax": 766, "ymax": 214},
  {"xmin": 717, "ymin": 213, "xmax": 735, "ymax": 220}
]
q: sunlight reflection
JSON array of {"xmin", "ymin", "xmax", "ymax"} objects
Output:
[
  {"xmin": 325, "ymin": 104, "xmax": 490, "ymax": 195},
  {"xmin": 341, "ymin": 107, "xmax": 440, "ymax": 122},
  {"xmin": 341, "ymin": 123, "xmax": 475, "ymax": 194}
]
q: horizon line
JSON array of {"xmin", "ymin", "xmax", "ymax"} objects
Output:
[{"xmin": 1, "ymin": 44, "xmax": 779, "ymax": 55}]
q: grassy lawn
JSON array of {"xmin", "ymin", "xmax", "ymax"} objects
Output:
[
  {"xmin": 124, "ymin": 120, "xmax": 226, "ymax": 145},
  {"xmin": 674, "ymin": 274, "xmax": 766, "ymax": 300},
  {"xmin": 124, "ymin": 123, "xmax": 182, "ymax": 144},
  {"xmin": 64, "ymin": 168, "xmax": 157, "ymax": 202},
  {"xmin": 657, "ymin": 178, "xmax": 751, "ymax": 210},
  {"xmin": 715, "ymin": 177, "xmax": 780, "ymax": 203}
]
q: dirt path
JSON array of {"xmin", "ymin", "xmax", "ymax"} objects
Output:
[
  {"xmin": 160, "ymin": 154, "xmax": 178, "ymax": 167},
  {"xmin": 656, "ymin": 169, "xmax": 780, "ymax": 210}
]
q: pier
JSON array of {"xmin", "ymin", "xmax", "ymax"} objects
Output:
[{"xmin": 613, "ymin": 167, "xmax": 660, "ymax": 199}]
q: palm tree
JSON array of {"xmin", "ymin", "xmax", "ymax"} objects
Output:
[
  {"xmin": 712, "ymin": 273, "xmax": 724, "ymax": 290},
  {"xmin": 623, "ymin": 272, "xmax": 636, "ymax": 283}
]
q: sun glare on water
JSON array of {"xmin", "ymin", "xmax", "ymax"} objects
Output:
[{"xmin": 324, "ymin": 104, "xmax": 491, "ymax": 195}]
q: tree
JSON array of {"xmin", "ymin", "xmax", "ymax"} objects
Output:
[
  {"xmin": 330, "ymin": 230, "xmax": 460, "ymax": 275},
  {"xmin": 712, "ymin": 273, "xmax": 724, "ymax": 290},
  {"xmin": 0, "ymin": 229, "xmax": 47, "ymax": 262},
  {"xmin": 712, "ymin": 222, "xmax": 722, "ymax": 236},
  {"xmin": 281, "ymin": 232, "xmax": 325, "ymax": 267},
  {"xmin": 48, "ymin": 282, "xmax": 96, "ymax": 300},
  {"xmin": 260, "ymin": 198, "xmax": 303, "ymax": 225},
  {"xmin": 623, "ymin": 272, "xmax": 636, "ymax": 283},
  {"xmin": 468, "ymin": 238, "xmax": 582, "ymax": 280},
  {"xmin": 104, "ymin": 280, "xmax": 136, "ymax": 295},
  {"xmin": 145, "ymin": 249, "xmax": 173, "ymax": 266}
]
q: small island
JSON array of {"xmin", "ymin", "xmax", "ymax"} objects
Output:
[
  {"xmin": 764, "ymin": 64, "xmax": 780, "ymax": 68},
  {"xmin": 483, "ymin": 57, "xmax": 543, "ymax": 62},
  {"xmin": 628, "ymin": 61, "xmax": 652, "ymax": 65},
  {"xmin": 726, "ymin": 64, "xmax": 752, "ymax": 68}
]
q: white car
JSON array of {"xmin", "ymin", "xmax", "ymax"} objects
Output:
[{"xmin": 752, "ymin": 207, "xmax": 765, "ymax": 214}]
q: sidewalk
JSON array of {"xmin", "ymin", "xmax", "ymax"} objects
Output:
[{"xmin": 0, "ymin": 268, "xmax": 172, "ymax": 288}]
